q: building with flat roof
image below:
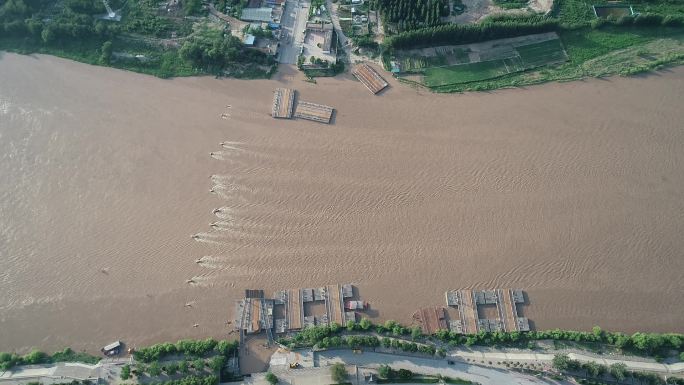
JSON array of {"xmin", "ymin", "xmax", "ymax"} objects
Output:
[
  {"xmin": 305, "ymin": 22, "xmax": 334, "ymax": 53},
  {"xmin": 241, "ymin": 7, "xmax": 273, "ymax": 22}
]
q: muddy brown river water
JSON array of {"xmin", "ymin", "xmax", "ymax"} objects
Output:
[{"xmin": 1, "ymin": 53, "xmax": 683, "ymax": 354}]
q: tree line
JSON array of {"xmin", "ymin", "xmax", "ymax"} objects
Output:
[
  {"xmin": 0, "ymin": 0, "xmax": 118, "ymax": 43},
  {"xmin": 140, "ymin": 374, "xmax": 219, "ymax": 385},
  {"xmin": 133, "ymin": 338, "xmax": 238, "ymax": 363},
  {"xmin": 384, "ymin": 15, "xmax": 559, "ymax": 49},
  {"xmin": 277, "ymin": 319, "xmax": 683, "ymax": 361},
  {"xmin": 0, "ymin": 348, "xmax": 99, "ymax": 372},
  {"xmin": 552, "ymin": 354, "xmax": 684, "ymax": 385},
  {"xmin": 381, "ymin": 9, "xmax": 684, "ymax": 51},
  {"xmin": 369, "ymin": 0, "xmax": 450, "ymax": 32}
]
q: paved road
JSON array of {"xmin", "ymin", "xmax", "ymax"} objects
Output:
[
  {"xmin": 325, "ymin": 0, "xmax": 351, "ymax": 58},
  {"xmin": 450, "ymin": 348, "xmax": 684, "ymax": 374},
  {"xmin": 278, "ymin": 0, "xmax": 310, "ymax": 64},
  {"xmin": 318, "ymin": 350, "xmax": 560, "ymax": 385}
]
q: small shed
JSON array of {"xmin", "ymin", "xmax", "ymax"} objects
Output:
[{"xmin": 243, "ymin": 34, "xmax": 256, "ymax": 46}]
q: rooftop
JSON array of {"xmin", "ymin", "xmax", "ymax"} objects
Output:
[{"xmin": 241, "ymin": 7, "xmax": 273, "ymax": 22}]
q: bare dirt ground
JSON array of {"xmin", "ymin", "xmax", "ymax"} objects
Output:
[{"xmin": 443, "ymin": 0, "xmax": 554, "ymax": 24}]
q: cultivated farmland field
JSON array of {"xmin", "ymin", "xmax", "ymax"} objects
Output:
[
  {"xmin": 407, "ymin": 34, "xmax": 569, "ymax": 88},
  {"xmin": 516, "ymin": 39, "xmax": 569, "ymax": 67},
  {"xmin": 424, "ymin": 59, "xmax": 519, "ymax": 86}
]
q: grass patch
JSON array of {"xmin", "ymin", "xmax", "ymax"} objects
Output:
[
  {"xmin": 423, "ymin": 60, "xmax": 510, "ymax": 86},
  {"xmin": 516, "ymin": 38, "xmax": 568, "ymax": 66},
  {"xmin": 493, "ymin": 0, "xmax": 528, "ymax": 9}
]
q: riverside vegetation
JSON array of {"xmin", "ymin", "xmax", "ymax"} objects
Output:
[
  {"xmin": 278, "ymin": 319, "xmax": 683, "ymax": 359},
  {"xmin": 0, "ymin": 0, "xmax": 276, "ymax": 78},
  {"xmin": 0, "ymin": 339, "xmax": 238, "ymax": 385},
  {"xmin": 2, "ymin": 329, "xmax": 682, "ymax": 384},
  {"xmin": 374, "ymin": 0, "xmax": 684, "ymax": 91},
  {"xmin": 277, "ymin": 319, "xmax": 684, "ymax": 384}
]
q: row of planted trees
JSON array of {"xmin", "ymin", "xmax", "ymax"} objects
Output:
[
  {"xmin": 132, "ymin": 338, "xmax": 238, "ymax": 363},
  {"xmin": 384, "ymin": 14, "xmax": 559, "ymax": 49},
  {"xmin": 552, "ymin": 354, "xmax": 684, "ymax": 385},
  {"xmin": 369, "ymin": 0, "xmax": 450, "ymax": 32},
  {"xmin": 278, "ymin": 319, "xmax": 683, "ymax": 360},
  {"xmin": 380, "ymin": 10, "xmax": 684, "ymax": 51},
  {"xmin": 0, "ymin": 348, "xmax": 99, "ymax": 372}
]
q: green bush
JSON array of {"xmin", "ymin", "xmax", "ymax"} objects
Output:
[
  {"xmin": 148, "ymin": 361, "xmax": 162, "ymax": 377},
  {"xmin": 331, "ymin": 363, "xmax": 348, "ymax": 383},
  {"xmin": 265, "ymin": 371, "xmax": 279, "ymax": 385},
  {"xmin": 179, "ymin": 360, "xmax": 190, "ymax": 374},
  {"xmin": 209, "ymin": 356, "xmax": 225, "ymax": 372},
  {"xmin": 165, "ymin": 362, "xmax": 178, "ymax": 375},
  {"xmin": 120, "ymin": 364, "xmax": 131, "ymax": 380},
  {"xmin": 378, "ymin": 364, "xmax": 393, "ymax": 379}
]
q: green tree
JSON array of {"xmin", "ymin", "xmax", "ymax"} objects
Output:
[
  {"xmin": 178, "ymin": 360, "xmax": 190, "ymax": 374},
  {"xmin": 165, "ymin": 361, "xmax": 178, "ymax": 375},
  {"xmin": 411, "ymin": 326, "xmax": 422, "ymax": 340},
  {"xmin": 193, "ymin": 358, "xmax": 205, "ymax": 371},
  {"xmin": 100, "ymin": 41, "xmax": 113, "ymax": 64},
  {"xmin": 265, "ymin": 371, "xmax": 279, "ymax": 384},
  {"xmin": 40, "ymin": 25, "xmax": 54, "ymax": 43},
  {"xmin": 359, "ymin": 318, "xmax": 372, "ymax": 330},
  {"xmin": 22, "ymin": 350, "xmax": 47, "ymax": 365},
  {"xmin": 552, "ymin": 354, "xmax": 572, "ymax": 371},
  {"xmin": 216, "ymin": 340, "xmax": 238, "ymax": 356},
  {"xmin": 330, "ymin": 363, "xmax": 347, "ymax": 383},
  {"xmin": 609, "ymin": 363, "xmax": 628, "ymax": 381},
  {"xmin": 135, "ymin": 362, "xmax": 147, "ymax": 375},
  {"xmin": 209, "ymin": 356, "xmax": 225, "ymax": 372},
  {"xmin": 378, "ymin": 364, "xmax": 393, "ymax": 379},
  {"xmin": 148, "ymin": 361, "xmax": 162, "ymax": 376},
  {"xmin": 397, "ymin": 369, "xmax": 413, "ymax": 379},
  {"xmin": 345, "ymin": 320, "xmax": 356, "ymax": 332},
  {"xmin": 120, "ymin": 364, "xmax": 131, "ymax": 380},
  {"xmin": 680, "ymin": 351, "xmax": 684, "ymax": 362},
  {"xmin": 184, "ymin": 0, "xmax": 202, "ymax": 15},
  {"xmin": 583, "ymin": 361, "xmax": 601, "ymax": 377}
]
